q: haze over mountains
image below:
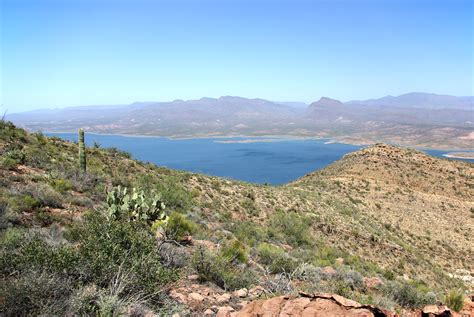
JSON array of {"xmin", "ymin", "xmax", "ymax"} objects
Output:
[{"xmin": 8, "ymin": 92, "xmax": 473, "ymax": 149}]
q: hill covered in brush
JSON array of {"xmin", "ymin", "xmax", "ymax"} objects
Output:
[{"xmin": 0, "ymin": 121, "xmax": 472, "ymax": 315}]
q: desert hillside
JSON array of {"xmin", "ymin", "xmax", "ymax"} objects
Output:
[{"xmin": 0, "ymin": 122, "xmax": 472, "ymax": 315}]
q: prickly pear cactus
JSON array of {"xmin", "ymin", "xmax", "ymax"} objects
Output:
[{"xmin": 106, "ymin": 186, "xmax": 167, "ymax": 224}]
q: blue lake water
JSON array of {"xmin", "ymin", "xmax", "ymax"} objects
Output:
[{"xmin": 46, "ymin": 133, "xmax": 472, "ymax": 185}]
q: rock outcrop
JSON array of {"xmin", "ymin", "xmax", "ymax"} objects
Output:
[{"xmin": 234, "ymin": 292, "xmax": 395, "ymax": 317}]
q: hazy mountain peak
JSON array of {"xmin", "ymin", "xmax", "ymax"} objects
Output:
[{"xmin": 310, "ymin": 97, "xmax": 343, "ymax": 107}]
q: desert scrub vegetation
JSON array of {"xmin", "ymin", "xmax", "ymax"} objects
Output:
[
  {"xmin": 0, "ymin": 211, "xmax": 179, "ymax": 315},
  {"xmin": 1, "ymin": 123, "xmax": 470, "ymax": 314},
  {"xmin": 192, "ymin": 240, "xmax": 255, "ymax": 291},
  {"xmin": 257, "ymin": 242, "xmax": 298, "ymax": 274},
  {"xmin": 444, "ymin": 289, "xmax": 465, "ymax": 312}
]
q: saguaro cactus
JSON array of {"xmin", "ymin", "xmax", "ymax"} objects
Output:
[{"xmin": 78, "ymin": 128, "xmax": 86, "ymax": 172}]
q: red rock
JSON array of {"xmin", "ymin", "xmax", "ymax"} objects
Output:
[
  {"xmin": 188, "ymin": 292, "xmax": 205, "ymax": 302},
  {"xmin": 216, "ymin": 306, "xmax": 235, "ymax": 317},
  {"xmin": 322, "ymin": 266, "xmax": 337, "ymax": 275},
  {"xmin": 235, "ymin": 293, "xmax": 396, "ymax": 317},
  {"xmin": 233, "ymin": 288, "xmax": 248, "ymax": 298},
  {"xmin": 335, "ymin": 257, "xmax": 345, "ymax": 266},
  {"xmin": 363, "ymin": 276, "xmax": 383, "ymax": 289},
  {"xmin": 216, "ymin": 293, "xmax": 231, "ymax": 304},
  {"xmin": 170, "ymin": 290, "xmax": 187, "ymax": 303},
  {"xmin": 187, "ymin": 274, "xmax": 199, "ymax": 281}
]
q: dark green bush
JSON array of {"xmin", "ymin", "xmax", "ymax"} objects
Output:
[
  {"xmin": 164, "ymin": 212, "xmax": 197, "ymax": 241},
  {"xmin": 0, "ymin": 211, "xmax": 178, "ymax": 315},
  {"xmin": 0, "ymin": 270, "xmax": 73, "ymax": 315},
  {"xmin": 230, "ymin": 220, "xmax": 267, "ymax": 246},
  {"xmin": 68, "ymin": 211, "xmax": 178, "ymax": 287},
  {"xmin": 154, "ymin": 176, "xmax": 193, "ymax": 212},
  {"xmin": 50, "ymin": 178, "xmax": 73, "ymax": 193},
  {"xmin": 0, "ymin": 157, "xmax": 17, "ymax": 170},
  {"xmin": 381, "ymin": 281, "xmax": 436, "ymax": 308},
  {"xmin": 192, "ymin": 246, "xmax": 255, "ymax": 290},
  {"xmin": 220, "ymin": 239, "xmax": 248, "ymax": 264},
  {"xmin": 268, "ymin": 210, "xmax": 312, "ymax": 246},
  {"xmin": 444, "ymin": 289, "xmax": 464, "ymax": 312},
  {"xmin": 257, "ymin": 243, "xmax": 298, "ymax": 273}
]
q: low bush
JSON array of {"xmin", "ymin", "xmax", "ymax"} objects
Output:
[
  {"xmin": 444, "ymin": 289, "xmax": 464, "ymax": 312},
  {"xmin": 267, "ymin": 210, "xmax": 312, "ymax": 246},
  {"xmin": 0, "ymin": 270, "xmax": 73, "ymax": 315},
  {"xmin": 154, "ymin": 176, "xmax": 193, "ymax": 212},
  {"xmin": 381, "ymin": 281, "xmax": 436, "ymax": 308},
  {"xmin": 192, "ymin": 246, "xmax": 255, "ymax": 290},
  {"xmin": 68, "ymin": 211, "xmax": 178, "ymax": 288},
  {"xmin": 50, "ymin": 178, "xmax": 73, "ymax": 193},
  {"xmin": 231, "ymin": 220, "xmax": 267, "ymax": 246},
  {"xmin": 257, "ymin": 243, "xmax": 298, "ymax": 273},
  {"xmin": 0, "ymin": 211, "xmax": 178, "ymax": 315},
  {"xmin": 0, "ymin": 157, "xmax": 18, "ymax": 170},
  {"xmin": 24, "ymin": 183, "xmax": 63, "ymax": 208},
  {"xmin": 220, "ymin": 239, "xmax": 248, "ymax": 264},
  {"xmin": 163, "ymin": 212, "xmax": 197, "ymax": 241}
]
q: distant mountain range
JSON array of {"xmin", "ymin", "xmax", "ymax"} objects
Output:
[{"xmin": 7, "ymin": 92, "xmax": 474, "ymax": 149}]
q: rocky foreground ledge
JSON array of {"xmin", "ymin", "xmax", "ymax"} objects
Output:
[{"xmin": 213, "ymin": 292, "xmax": 474, "ymax": 317}]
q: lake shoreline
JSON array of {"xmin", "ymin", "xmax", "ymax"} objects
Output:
[{"xmin": 42, "ymin": 130, "xmax": 473, "ymax": 152}]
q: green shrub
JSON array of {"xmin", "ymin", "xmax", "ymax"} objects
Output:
[
  {"xmin": 104, "ymin": 147, "xmax": 132, "ymax": 159},
  {"xmin": 0, "ymin": 270, "xmax": 73, "ymax": 315},
  {"xmin": 0, "ymin": 211, "xmax": 178, "ymax": 315},
  {"xmin": 381, "ymin": 281, "xmax": 436, "ymax": 308},
  {"xmin": 4, "ymin": 149, "xmax": 26, "ymax": 165},
  {"xmin": 154, "ymin": 176, "xmax": 193, "ymax": 212},
  {"xmin": 231, "ymin": 220, "xmax": 267, "ymax": 246},
  {"xmin": 68, "ymin": 211, "xmax": 178, "ymax": 287},
  {"xmin": 268, "ymin": 210, "xmax": 312, "ymax": 246},
  {"xmin": 444, "ymin": 289, "xmax": 464, "ymax": 312},
  {"xmin": 163, "ymin": 212, "xmax": 197, "ymax": 241},
  {"xmin": 16, "ymin": 194, "xmax": 41, "ymax": 211},
  {"xmin": 192, "ymin": 246, "xmax": 255, "ymax": 290},
  {"xmin": 257, "ymin": 243, "xmax": 298, "ymax": 273},
  {"xmin": 220, "ymin": 239, "xmax": 248, "ymax": 264},
  {"xmin": 240, "ymin": 198, "xmax": 258, "ymax": 216},
  {"xmin": 50, "ymin": 178, "xmax": 73, "ymax": 193},
  {"xmin": 0, "ymin": 157, "xmax": 17, "ymax": 170},
  {"xmin": 26, "ymin": 184, "xmax": 63, "ymax": 208}
]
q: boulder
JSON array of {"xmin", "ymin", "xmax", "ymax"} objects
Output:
[
  {"xmin": 216, "ymin": 293, "xmax": 232, "ymax": 304},
  {"xmin": 169, "ymin": 290, "xmax": 187, "ymax": 303},
  {"xmin": 335, "ymin": 257, "xmax": 345, "ymax": 266},
  {"xmin": 216, "ymin": 306, "xmax": 235, "ymax": 317},
  {"xmin": 233, "ymin": 288, "xmax": 248, "ymax": 298},
  {"xmin": 235, "ymin": 292, "xmax": 396, "ymax": 317},
  {"xmin": 364, "ymin": 276, "xmax": 383, "ymax": 289},
  {"xmin": 421, "ymin": 304, "xmax": 460, "ymax": 316},
  {"xmin": 187, "ymin": 274, "xmax": 199, "ymax": 281},
  {"xmin": 322, "ymin": 266, "xmax": 337, "ymax": 275},
  {"xmin": 188, "ymin": 292, "xmax": 205, "ymax": 302}
]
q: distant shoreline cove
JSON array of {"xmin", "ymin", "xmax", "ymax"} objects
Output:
[
  {"xmin": 442, "ymin": 152, "xmax": 474, "ymax": 160},
  {"xmin": 42, "ymin": 130, "xmax": 473, "ymax": 152},
  {"xmin": 44, "ymin": 130, "xmax": 332, "ymax": 142}
]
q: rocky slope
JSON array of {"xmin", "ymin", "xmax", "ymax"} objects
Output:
[{"xmin": 0, "ymin": 122, "xmax": 473, "ymax": 316}]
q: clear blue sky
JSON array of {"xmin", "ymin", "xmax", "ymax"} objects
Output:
[{"xmin": 1, "ymin": 0, "xmax": 473, "ymax": 112}]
